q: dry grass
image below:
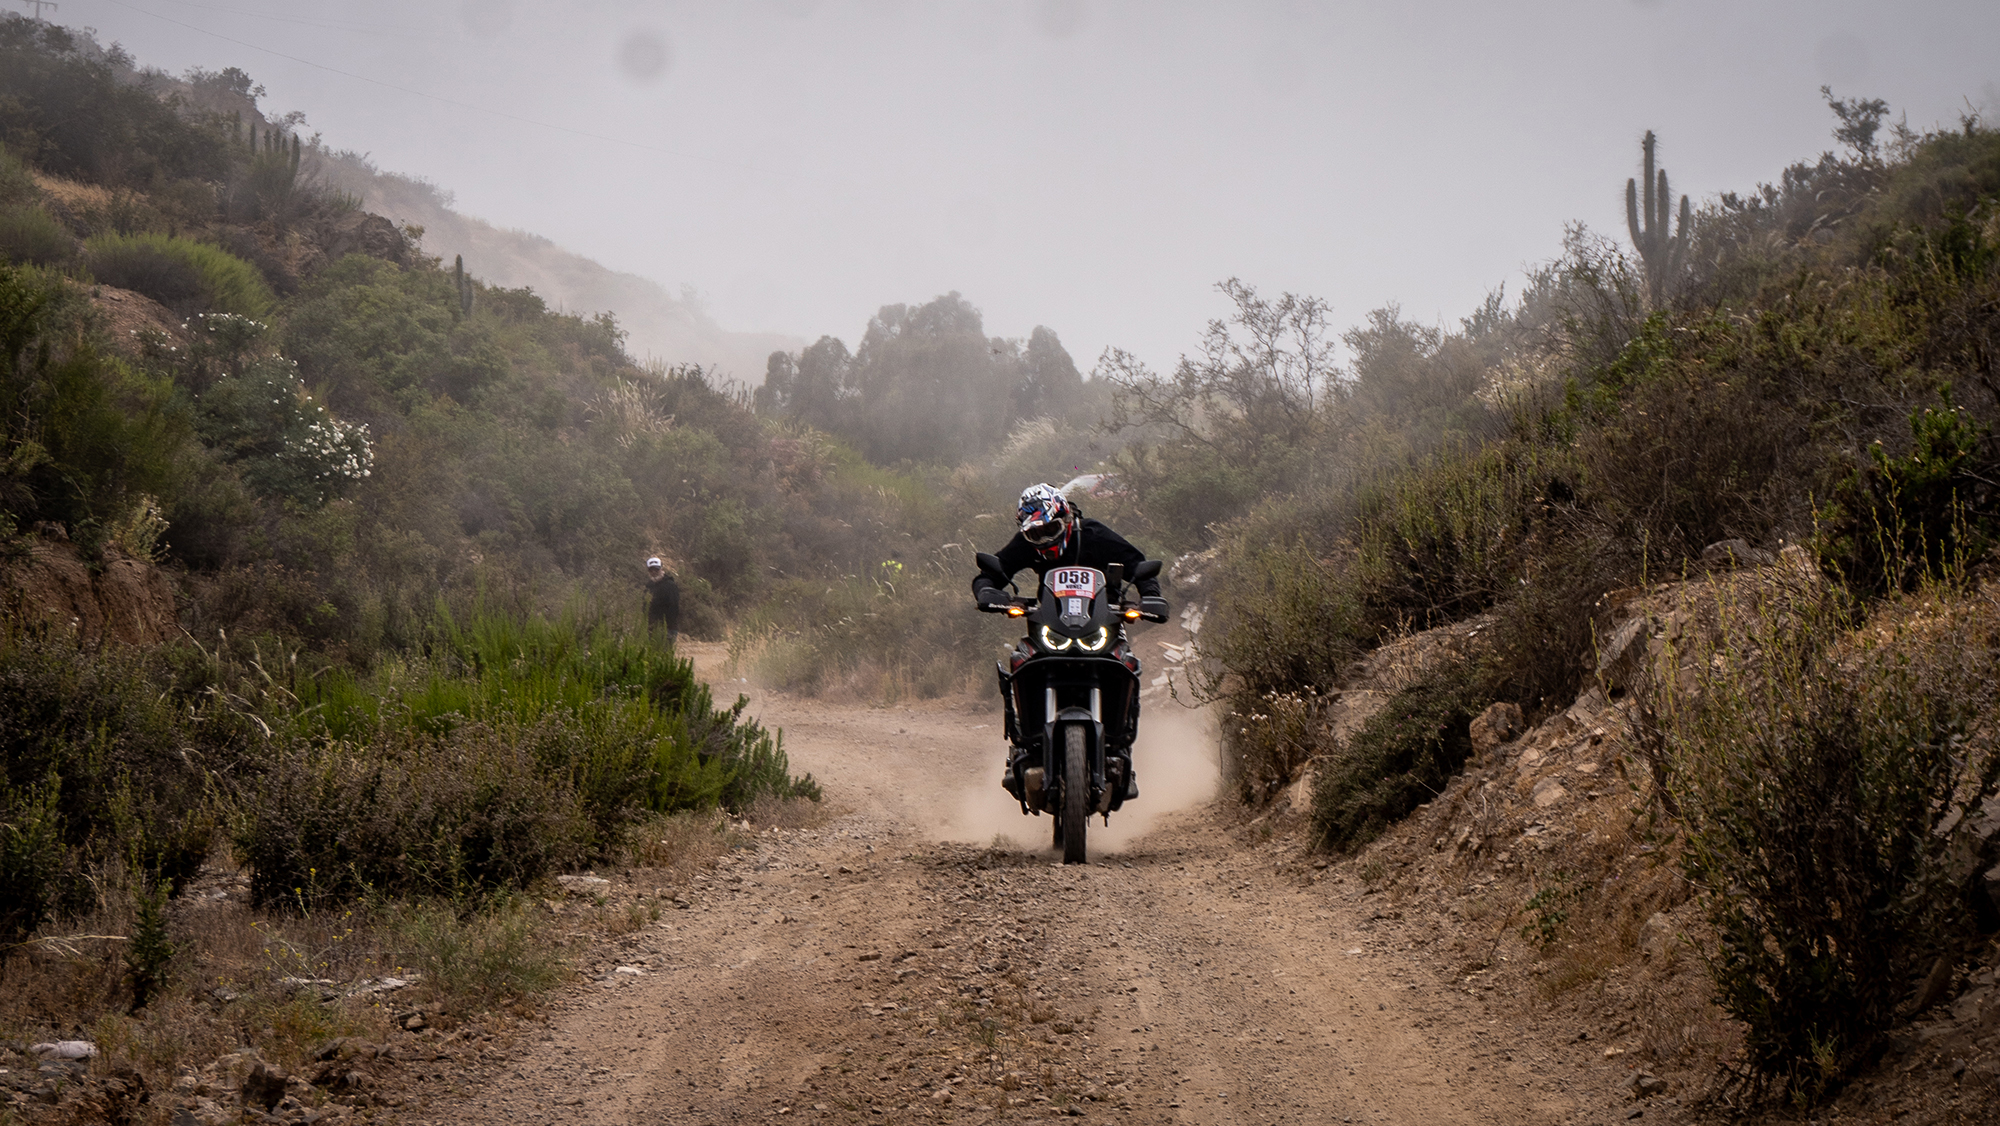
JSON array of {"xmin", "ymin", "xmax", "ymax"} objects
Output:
[
  {"xmin": 1637, "ymin": 985, "xmax": 1738, "ymax": 1068},
  {"xmin": 745, "ymin": 791, "xmax": 838, "ymax": 832},
  {"xmin": 620, "ymin": 808, "xmax": 737, "ymax": 874},
  {"xmin": 0, "ymin": 849, "xmax": 581, "ymax": 1109}
]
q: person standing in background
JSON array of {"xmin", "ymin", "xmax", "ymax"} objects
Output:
[{"xmin": 644, "ymin": 555, "xmax": 681, "ymax": 646}]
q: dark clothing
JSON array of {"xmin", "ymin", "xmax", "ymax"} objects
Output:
[
  {"xmin": 646, "ymin": 571, "xmax": 681, "ymax": 637},
  {"xmin": 971, "ymin": 517, "xmax": 1163, "ymax": 601}
]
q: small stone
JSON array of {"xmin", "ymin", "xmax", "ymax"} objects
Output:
[
  {"xmin": 243, "ymin": 1062, "xmax": 290, "ymax": 1111},
  {"xmin": 555, "ymin": 874, "xmax": 612, "ymax": 896},
  {"xmin": 1631, "ymin": 1071, "xmax": 1666, "ymax": 1098},
  {"xmin": 403, "ymin": 1013, "xmax": 426, "ymax": 1032},
  {"xmin": 857, "ymin": 951, "xmax": 883, "ymax": 961}
]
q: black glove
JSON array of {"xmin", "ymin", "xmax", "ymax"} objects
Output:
[{"xmin": 1139, "ymin": 596, "xmax": 1170, "ymax": 623}]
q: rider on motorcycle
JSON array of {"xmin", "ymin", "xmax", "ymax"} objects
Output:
[
  {"xmin": 971, "ymin": 483, "xmax": 1169, "ymax": 618},
  {"xmin": 974, "ymin": 484, "xmax": 1170, "ymax": 802}
]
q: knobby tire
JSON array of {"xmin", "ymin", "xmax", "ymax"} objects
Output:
[{"xmin": 1062, "ymin": 723, "xmax": 1088, "ymax": 865}]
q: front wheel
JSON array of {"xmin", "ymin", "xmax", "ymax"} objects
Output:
[{"xmin": 1061, "ymin": 723, "xmax": 1089, "ymax": 865}]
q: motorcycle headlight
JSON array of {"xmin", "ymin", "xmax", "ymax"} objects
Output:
[
  {"xmin": 1076, "ymin": 625, "xmax": 1111, "ymax": 652},
  {"xmin": 1037, "ymin": 625, "xmax": 1073, "ymax": 651}
]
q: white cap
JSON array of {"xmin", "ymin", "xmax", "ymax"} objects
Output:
[{"xmin": 646, "ymin": 557, "xmax": 662, "ymax": 568}]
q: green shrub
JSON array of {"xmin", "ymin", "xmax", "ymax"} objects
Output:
[
  {"xmin": 124, "ymin": 877, "xmax": 175, "ymax": 1009},
  {"xmin": 1656, "ymin": 580, "xmax": 2000, "ymax": 1101},
  {"xmin": 0, "ymin": 205, "xmax": 71, "ymax": 266},
  {"xmin": 1309, "ymin": 666, "xmax": 1484, "ymax": 853},
  {"xmin": 381, "ymin": 896, "xmax": 568, "ymax": 1008},
  {"xmin": 404, "ymin": 606, "xmax": 815, "ymax": 820},
  {"xmin": 84, "ymin": 231, "xmax": 273, "ymax": 317},
  {"xmin": 246, "ymin": 605, "xmax": 817, "ymax": 908},
  {"xmin": 195, "ymin": 354, "xmax": 373, "ymax": 507},
  {"xmin": 0, "ymin": 770, "xmax": 71, "ymax": 942},
  {"xmin": 1205, "ymin": 534, "xmax": 1369, "ymax": 700},
  {"xmin": 0, "ymin": 264, "xmax": 194, "ymax": 537},
  {"xmin": 237, "ymin": 720, "xmax": 595, "ymax": 908},
  {"xmin": 0, "ymin": 629, "xmax": 253, "ymax": 939},
  {"xmin": 0, "ymin": 140, "xmax": 33, "ymax": 209},
  {"xmin": 1826, "ymin": 403, "xmax": 1992, "ymax": 593},
  {"xmin": 1348, "ymin": 440, "xmax": 1562, "ymax": 628}
]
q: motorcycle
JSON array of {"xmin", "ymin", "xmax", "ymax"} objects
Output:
[{"xmin": 975, "ymin": 553, "xmax": 1165, "ymax": 864}]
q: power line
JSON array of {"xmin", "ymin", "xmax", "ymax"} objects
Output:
[
  {"xmin": 14, "ymin": 0, "xmax": 61, "ymax": 21},
  {"xmin": 89, "ymin": 0, "xmax": 805, "ymax": 183},
  {"xmin": 147, "ymin": 0, "xmax": 441, "ymax": 39}
]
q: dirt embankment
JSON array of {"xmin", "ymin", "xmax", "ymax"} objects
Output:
[{"xmin": 0, "ymin": 535, "xmax": 178, "ymax": 647}]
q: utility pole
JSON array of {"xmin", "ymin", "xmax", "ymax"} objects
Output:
[{"xmin": 13, "ymin": 0, "xmax": 60, "ymax": 21}]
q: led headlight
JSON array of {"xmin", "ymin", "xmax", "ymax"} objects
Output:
[
  {"xmin": 1037, "ymin": 625, "xmax": 1073, "ymax": 651},
  {"xmin": 1076, "ymin": 625, "xmax": 1111, "ymax": 652}
]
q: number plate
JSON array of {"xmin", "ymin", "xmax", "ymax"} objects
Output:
[{"xmin": 1048, "ymin": 568, "xmax": 1102, "ymax": 599}]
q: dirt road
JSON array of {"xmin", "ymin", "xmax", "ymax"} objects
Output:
[{"xmin": 412, "ymin": 643, "xmax": 1603, "ymax": 1126}]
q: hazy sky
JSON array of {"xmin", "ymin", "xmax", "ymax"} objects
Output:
[{"xmin": 57, "ymin": 0, "xmax": 2000, "ymax": 375}]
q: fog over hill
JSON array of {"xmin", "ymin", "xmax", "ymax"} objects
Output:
[{"xmin": 323, "ymin": 154, "xmax": 798, "ymax": 383}]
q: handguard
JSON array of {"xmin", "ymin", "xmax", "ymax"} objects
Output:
[{"xmin": 1139, "ymin": 596, "xmax": 1170, "ymax": 623}]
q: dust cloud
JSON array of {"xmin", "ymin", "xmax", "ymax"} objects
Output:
[{"xmin": 925, "ymin": 699, "xmax": 1221, "ymax": 857}]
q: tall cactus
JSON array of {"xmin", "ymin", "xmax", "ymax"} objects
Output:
[
  {"xmin": 1625, "ymin": 130, "xmax": 1692, "ymax": 307},
  {"xmin": 453, "ymin": 255, "xmax": 475, "ymax": 317}
]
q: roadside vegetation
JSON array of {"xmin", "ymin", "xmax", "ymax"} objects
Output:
[
  {"xmin": 1113, "ymin": 95, "xmax": 2000, "ymax": 1102},
  {"xmin": 7, "ymin": 7, "xmax": 2000, "ymax": 1113}
]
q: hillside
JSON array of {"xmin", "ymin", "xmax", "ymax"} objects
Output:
[{"xmin": 319, "ymin": 154, "xmax": 799, "ymax": 381}]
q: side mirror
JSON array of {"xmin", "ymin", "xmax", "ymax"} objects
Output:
[
  {"xmin": 975, "ymin": 552, "xmax": 1009, "ymax": 584},
  {"xmin": 1132, "ymin": 559, "xmax": 1163, "ymax": 582}
]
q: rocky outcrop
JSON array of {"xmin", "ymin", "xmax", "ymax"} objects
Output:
[
  {"xmin": 317, "ymin": 210, "xmax": 410, "ymax": 268},
  {"xmin": 0, "ymin": 535, "xmax": 178, "ymax": 647}
]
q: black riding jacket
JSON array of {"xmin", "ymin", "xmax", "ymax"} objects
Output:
[{"xmin": 971, "ymin": 518, "xmax": 1164, "ymax": 602}]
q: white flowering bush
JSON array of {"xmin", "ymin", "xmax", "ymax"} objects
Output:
[
  {"xmin": 194, "ymin": 353, "xmax": 373, "ymax": 507},
  {"xmin": 277, "ymin": 413, "xmax": 372, "ymax": 504}
]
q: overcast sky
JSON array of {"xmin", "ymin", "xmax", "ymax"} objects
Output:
[{"xmin": 56, "ymin": 0, "xmax": 2000, "ymax": 373}]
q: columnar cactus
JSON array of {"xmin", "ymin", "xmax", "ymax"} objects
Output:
[
  {"xmin": 1625, "ymin": 130, "xmax": 1692, "ymax": 307},
  {"xmin": 453, "ymin": 255, "xmax": 475, "ymax": 317}
]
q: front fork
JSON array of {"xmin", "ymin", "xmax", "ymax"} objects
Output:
[{"xmin": 997, "ymin": 677, "xmax": 1126, "ymax": 817}]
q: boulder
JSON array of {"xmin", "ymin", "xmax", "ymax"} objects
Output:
[
  {"xmin": 1594, "ymin": 615, "xmax": 1654, "ymax": 696},
  {"xmin": 1469, "ymin": 702, "xmax": 1524, "ymax": 760},
  {"xmin": 1699, "ymin": 539, "xmax": 1775, "ymax": 572},
  {"xmin": 1638, "ymin": 912, "xmax": 1677, "ymax": 962},
  {"xmin": 320, "ymin": 210, "xmax": 410, "ymax": 267},
  {"xmin": 241, "ymin": 1062, "xmax": 288, "ymax": 1111}
]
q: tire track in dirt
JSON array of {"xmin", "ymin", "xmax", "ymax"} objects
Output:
[{"xmin": 407, "ymin": 644, "xmax": 1579, "ymax": 1125}]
